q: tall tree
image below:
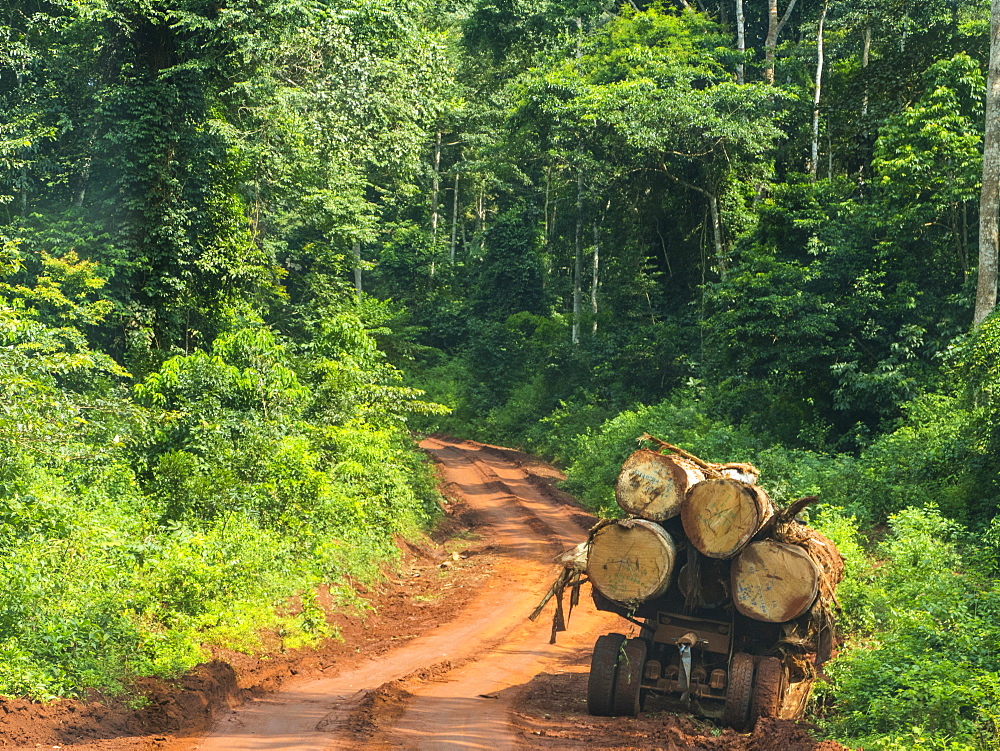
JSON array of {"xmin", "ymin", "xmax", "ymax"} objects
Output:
[
  {"xmin": 810, "ymin": 0, "xmax": 829, "ymax": 181},
  {"xmin": 736, "ymin": 0, "xmax": 746, "ymax": 85},
  {"xmin": 764, "ymin": 0, "xmax": 798, "ymax": 84},
  {"xmin": 977, "ymin": 0, "xmax": 1000, "ymax": 328}
]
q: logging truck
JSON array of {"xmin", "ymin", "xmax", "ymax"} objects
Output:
[
  {"xmin": 565, "ymin": 438, "xmax": 842, "ymax": 730},
  {"xmin": 585, "ymin": 536, "xmax": 818, "ymax": 730}
]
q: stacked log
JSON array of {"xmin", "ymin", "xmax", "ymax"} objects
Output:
[
  {"xmin": 730, "ymin": 540, "xmax": 820, "ymax": 622},
  {"xmin": 615, "ymin": 449, "xmax": 705, "ymax": 521},
  {"xmin": 582, "ymin": 436, "xmax": 843, "ymax": 638},
  {"xmin": 681, "ymin": 479, "xmax": 775, "ymax": 559},
  {"xmin": 586, "ymin": 519, "xmax": 678, "ymax": 606}
]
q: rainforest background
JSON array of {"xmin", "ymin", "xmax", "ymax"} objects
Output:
[{"xmin": 2, "ymin": 0, "xmax": 1000, "ymax": 747}]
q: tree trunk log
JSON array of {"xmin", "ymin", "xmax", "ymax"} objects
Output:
[
  {"xmin": 616, "ymin": 449, "xmax": 705, "ymax": 521},
  {"xmin": 731, "ymin": 541, "xmax": 819, "ymax": 622},
  {"xmin": 682, "ymin": 479, "xmax": 775, "ymax": 559},
  {"xmin": 587, "ymin": 519, "xmax": 677, "ymax": 606},
  {"xmin": 731, "ymin": 525, "xmax": 843, "ymax": 623},
  {"xmin": 774, "ymin": 522, "xmax": 844, "ymax": 607}
]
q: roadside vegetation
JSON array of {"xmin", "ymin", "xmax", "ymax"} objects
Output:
[
  {"xmin": 3, "ymin": 0, "xmax": 1000, "ymax": 749},
  {"xmin": 0, "ymin": 238, "xmax": 445, "ymax": 698}
]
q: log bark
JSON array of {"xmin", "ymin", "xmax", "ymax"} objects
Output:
[
  {"xmin": 587, "ymin": 519, "xmax": 678, "ymax": 606},
  {"xmin": 616, "ymin": 449, "xmax": 705, "ymax": 521},
  {"xmin": 682, "ymin": 479, "xmax": 775, "ymax": 559},
  {"xmin": 774, "ymin": 522, "xmax": 843, "ymax": 607}
]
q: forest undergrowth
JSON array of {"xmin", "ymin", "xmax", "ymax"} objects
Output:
[{"xmin": 0, "ymin": 238, "xmax": 447, "ymax": 700}]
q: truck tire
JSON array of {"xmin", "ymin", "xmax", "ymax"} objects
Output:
[
  {"xmin": 751, "ymin": 656, "xmax": 787, "ymax": 723},
  {"xmin": 588, "ymin": 633, "xmax": 626, "ymax": 716},
  {"xmin": 722, "ymin": 652, "xmax": 755, "ymax": 731},
  {"xmin": 612, "ymin": 638, "xmax": 648, "ymax": 717}
]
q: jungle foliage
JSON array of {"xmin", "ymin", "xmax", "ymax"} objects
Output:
[{"xmin": 3, "ymin": 0, "xmax": 1000, "ymax": 747}]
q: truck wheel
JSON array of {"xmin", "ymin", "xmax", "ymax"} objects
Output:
[
  {"xmin": 722, "ymin": 652, "xmax": 755, "ymax": 731},
  {"xmin": 612, "ymin": 638, "xmax": 648, "ymax": 717},
  {"xmin": 751, "ymin": 656, "xmax": 787, "ymax": 723},
  {"xmin": 587, "ymin": 633, "xmax": 626, "ymax": 716}
]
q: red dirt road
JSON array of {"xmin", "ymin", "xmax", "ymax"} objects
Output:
[
  {"xmin": 191, "ymin": 436, "xmax": 619, "ymax": 750},
  {"xmin": 363, "ymin": 437, "xmax": 622, "ymax": 750}
]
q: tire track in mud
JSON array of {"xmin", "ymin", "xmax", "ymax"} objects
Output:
[
  {"xmin": 423, "ymin": 438, "xmax": 569, "ymax": 549},
  {"xmin": 368, "ymin": 437, "xmax": 611, "ymax": 750},
  {"xmin": 187, "ymin": 436, "xmax": 618, "ymax": 751}
]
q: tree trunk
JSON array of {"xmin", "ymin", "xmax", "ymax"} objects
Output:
[
  {"xmin": 764, "ymin": 0, "xmax": 797, "ymax": 85},
  {"xmin": 450, "ymin": 171, "xmax": 459, "ymax": 263},
  {"xmin": 476, "ymin": 184, "xmax": 486, "ymax": 256},
  {"xmin": 976, "ymin": 0, "xmax": 1000, "ymax": 328},
  {"xmin": 663, "ymin": 171, "xmax": 726, "ymax": 276},
  {"xmin": 572, "ymin": 19, "xmax": 584, "ymax": 345},
  {"xmin": 75, "ymin": 134, "xmax": 96, "ymax": 209},
  {"xmin": 352, "ymin": 241, "xmax": 362, "ymax": 298},
  {"xmin": 861, "ymin": 25, "xmax": 872, "ymax": 119},
  {"xmin": 572, "ymin": 171, "xmax": 583, "ymax": 344},
  {"xmin": 591, "ymin": 222, "xmax": 599, "ymax": 334},
  {"xmin": 544, "ymin": 168, "xmax": 551, "ymax": 244},
  {"xmin": 587, "ymin": 519, "xmax": 678, "ymax": 606},
  {"xmin": 774, "ymin": 521, "xmax": 844, "ymax": 607},
  {"xmin": 708, "ymin": 191, "xmax": 725, "ymax": 276},
  {"xmin": 681, "ymin": 479, "xmax": 775, "ymax": 559},
  {"xmin": 731, "ymin": 541, "xmax": 820, "ymax": 622},
  {"xmin": 736, "ymin": 0, "xmax": 746, "ymax": 85},
  {"xmin": 431, "ymin": 130, "xmax": 442, "ymax": 241},
  {"xmin": 16, "ymin": 68, "xmax": 28, "ymax": 216},
  {"xmin": 809, "ymin": 1, "xmax": 828, "ymax": 181},
  {"xmin": 765, "ymin": 0, "xmax": 778, "ymax": 84},
  {"xmin": 731, "ymin": 526, "xmax": 843, "ymax": 623},
  {"xmin": 615, "ymin": 449, "xmax": 706, "ymax": 521}
]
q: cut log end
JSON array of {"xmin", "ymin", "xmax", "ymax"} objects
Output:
[
  {"xmin": 615, "ymin": 449, "xmax": 705, "ymax": 521},
  {"xmin": 775, "ymin": 522, "xmax": 845, "ymax": 605},
  {"xmin": 731, "ymin": 540, "xmax": 820, "ymax": 623},
  {"xmin": 586, "ymin": 519, "xmax": 677, "ymax": 605},
  {"xmin": 682, "ymin": 478, "xmax": 774, "ymax": 559}
]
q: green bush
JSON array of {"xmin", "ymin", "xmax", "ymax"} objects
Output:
[
  {"xmin": 0, "ymin": 259, "xmax": 444, "ymax": 700},
  {"xmin": 820, "ymin": 507, "xmax": 1000, "ymax": 750}
]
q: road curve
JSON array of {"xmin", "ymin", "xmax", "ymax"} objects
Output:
[{"xmin": 187, "ymin": 436, "xmax": 618, "ymax": 750}]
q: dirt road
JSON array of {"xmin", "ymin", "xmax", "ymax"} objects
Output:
[{"xmin": 188, "ymin": 435, "xmax": 620, "ymax": 750}]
